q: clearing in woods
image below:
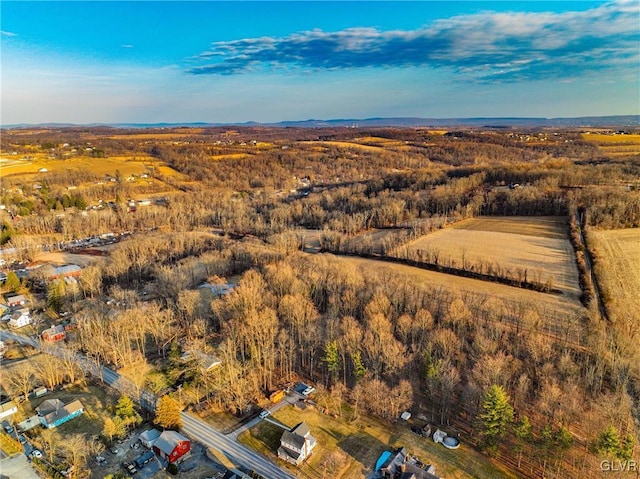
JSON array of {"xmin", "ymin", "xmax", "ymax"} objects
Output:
[
  {"xmin": 395, "ymin": 216, "xmax": 581, "ymax": 300},
  {"xmin": 588, "ymin": 228, "xmax": 640, "ymax": 323}
]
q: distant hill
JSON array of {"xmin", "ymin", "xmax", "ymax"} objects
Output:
[{"xmin": 3, "ymin": 115, "xmax": 638, "ymax": 129}]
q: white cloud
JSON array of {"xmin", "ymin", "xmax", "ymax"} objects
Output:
[{"xmin": 188, "ymin": 0, "xmax": 639, "ymax": 82}]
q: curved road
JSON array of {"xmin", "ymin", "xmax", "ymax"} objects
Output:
[{"xmin": 0, "ymin": 330, "xmax": 296, "ymax": 479}]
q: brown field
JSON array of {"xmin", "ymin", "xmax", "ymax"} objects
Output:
[
  {"xmin": 396, "ymin": 217, "xmax": 581, "ymax": 300},
  {"xmin": 589, "ymin": 228, "xmax": 640, "ymax": 323},
  {"xmin": 317, "ymin": 141, "xmax": 388, "ymax": 152},
  {"xmin": 155, "ymin": 164, "xmax": 184, "ymax": 178},
  {"xmin": 344, "ymin": 228, "xmax": 405, "ymax": 254},
  {"xmin": 354, "ymin": 136, "xmax": 405, "ymax": 148},
  {"xmin": 582, "ymin": 133, "xmax": 640, "ymax": 158},
  {"xmin": 210, "ymin": 153, "xmax": 250, "ymax": 161},
  {"xmin": 0, "ymin": 155, "xmax": 151, "ymax": 177},
  {"xmin": 582, "ymin": 133, "xmax": 640, "ymax": 144},
  {"xmin": 36, "ymin": 251, "xmax": 106, "ymax": 268}
]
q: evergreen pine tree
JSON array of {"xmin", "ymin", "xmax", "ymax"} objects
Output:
[
  {"xmin": 352, "ymin": 350, "xmax": 366, "ymax": 378},
  {"xmin": 619, "ymin": 433, "xmax": 635, "ymax": 460},
  {"xmin": 513, "ymin": 415, "xmax": 533, "ymax": 468},
  {"xmin": 478, "ymin": 384, "xmax": 514, "ymax": 455},
  {"xmin": 5, "ymin": 271, "xmax": 21, "ymax": 293},
  {"xmin": 323, "ymin": 340, "xmax": 340, "ymax": 382},
  {"xmin": 115, "ymin": 396, "xmax": 136, "ymax": 418},
  {"xmin": 596, "ymin": 425, "xmax": 621, "ymax": 457}
]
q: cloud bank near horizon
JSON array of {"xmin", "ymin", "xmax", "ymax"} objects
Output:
[{"xmin": 189, "ymin": 1, "xmax": 639, "ymax": 82}]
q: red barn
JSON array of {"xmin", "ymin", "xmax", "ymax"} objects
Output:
[
  {"xmin": 152, "ymin": 431, "xmax": 190, "ymax": 463},
  {"xmin": 42, "ymin": 325, "xmax": 66, "ymax": 342}
]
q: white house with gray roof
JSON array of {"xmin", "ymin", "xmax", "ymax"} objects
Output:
[{"xmin": 277, "ymin": 422, "xmax": 316, "ymax": 466}]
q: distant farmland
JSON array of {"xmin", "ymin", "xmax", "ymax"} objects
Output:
[
  {"xmin": 394, "ymin": 216, "xmax": 581, "ymax": 301},
  {"xmin": 582, "ymin": 133, "xmax": 640, "ymax": 158},
  {"xmin": 0, "ymin": 154, "xmax": 157, "ymax": 177}
]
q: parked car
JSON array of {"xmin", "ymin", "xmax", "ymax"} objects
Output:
[
  {"xmin": 95, "ymin": 456, "xmax": 107, "ymax": 465},
  {"xmin": 110, "ymin": 447, "xmax": 120, "ymax": 455},
  {"xmin": 259, "ymin": 409, "xmax": 270, "ymax": 419},
  {"xmin": 122, "ymin": 462, "xmax": 138, "ymax": 474},
  {"xmin": 130, "ymin": 441, "xmax": 140, "ymax": 449},
  {"xmin": 31, "ymin": 449, "xmax": 43, "ymax": 459}
]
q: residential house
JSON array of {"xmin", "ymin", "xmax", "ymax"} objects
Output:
[
  {"xmin": 0, "ymin": 400, "xmax": 18, "ymax": 420},
  {"xmin": 153, "ymin": 430, "xmax": 191, "ymax": 463},
  {"xmin": 139, "ymin": 428, "xmax": 161, "ymax": 449},
  {"xmin": 42, "ymin": 324, "xmax": 66, "ymax": 342},
  {"xmin": 8, "ymin": 310, "xmax": 32, "ymax": 329},
  {"xmin": 35, "ymin": 398, "xmax": 84, "ymax": 429},
  {"xmin": 277, "ymin": 422, "xmax": 316, "ymax": 466},
  {"xmin": 5, "ymin": 294, "xmax": 26, "ymax": 308},
  {"xmin": 379, "ymin": 447, "xmax": 441, "ymax": 479}
]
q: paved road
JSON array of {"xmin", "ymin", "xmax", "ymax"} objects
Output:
[
  {"xmin": 181, "ymin": 412, "xmax": 296, "ymax": 479},
  {"xmin": 0, "ymin": 330, "xmax": 295, "ymax": 479}
]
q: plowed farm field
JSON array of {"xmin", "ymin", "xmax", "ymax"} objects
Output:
[
  {"xmin": 395, "ymin": 216, "xmax": 581, "ymax": 300},
  {"xmin": 589, "ymin": 228, "xmax": 640, "ymax": 323}
]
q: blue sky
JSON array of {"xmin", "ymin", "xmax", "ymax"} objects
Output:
[{"xmin": 1, "ymin": 1, "xmax": 638, "ymax": 124}]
